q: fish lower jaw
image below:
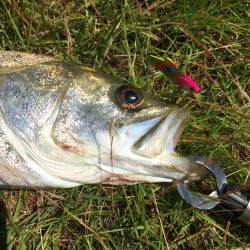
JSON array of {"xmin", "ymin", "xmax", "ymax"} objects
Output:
[
  {"xmin": 95, "ymin": 149, "xmax": 198, "ymax": 185},
  {"xmin": 100, "ymin": 171, "xmax": 174, "ymax": 184}
]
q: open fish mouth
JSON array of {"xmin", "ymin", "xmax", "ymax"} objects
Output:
[
  {"xmin": 118, "ymin": 107, "xmax": 190, "ymax": 158},
  {"xmin": 133, "ymin": 108, "xmax": 190, "ymax": 157}
]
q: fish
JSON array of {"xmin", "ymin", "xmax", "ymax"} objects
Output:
[
  {"xmin": 0, "ymin": 51, "xmax": 200, "ymax": 189},
  {"xmin": 150, "ymin": 56, "xmax": 200, "ymax": 93}
]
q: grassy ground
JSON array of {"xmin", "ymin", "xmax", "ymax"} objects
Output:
[{"xmin": 0, "ymin": 0, "xmax": 249, "ymax": 249}]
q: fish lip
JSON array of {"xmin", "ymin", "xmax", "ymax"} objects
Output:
[{"xmin": 131, "ymin": 108, "xmax": 190, "ymax": 158}]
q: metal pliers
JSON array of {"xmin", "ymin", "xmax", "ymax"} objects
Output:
[{"xmin": 177, "ymin": 156, "xmax": 250, "ymax": 226}]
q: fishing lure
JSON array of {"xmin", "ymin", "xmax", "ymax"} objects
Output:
[{"xmin": 150, "ymin": 55, "xmax": 200, "ymax": 93}]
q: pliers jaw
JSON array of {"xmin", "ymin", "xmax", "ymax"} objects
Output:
[{"xmin": 177, "ymin": 156, "xmax": 250, "ymax": 226}]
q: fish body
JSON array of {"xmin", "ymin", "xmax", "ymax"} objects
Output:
[{"xmin": 0, "ymin": 51, "xmax": 198, "ymax": 189}]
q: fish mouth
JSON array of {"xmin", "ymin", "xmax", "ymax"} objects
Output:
[
  {"xmin": 119, "ymin": 108, "xmax": 190, "ymax": 158},
  {"xmin": 99, "ymin": 108, "xmax": 195, "ymax": 184}
]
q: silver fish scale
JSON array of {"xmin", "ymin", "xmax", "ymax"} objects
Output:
[{"xmin": 0, "ymin": 63, "xmax": 71, "ymax": 141}]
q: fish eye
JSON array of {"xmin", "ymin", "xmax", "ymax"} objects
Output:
[{"xmin": 115, "ymin": 85, "xmax": 144, "ymax": 110}]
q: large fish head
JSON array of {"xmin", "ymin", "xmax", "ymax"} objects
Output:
[{"xmin": 42, "ymin": 68, "xmax": 197, "ymax": 185}]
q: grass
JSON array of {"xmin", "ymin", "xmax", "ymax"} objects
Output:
[{"xmin": 0, "ymin": 0, "xmax": 249, "ymax": 249}]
